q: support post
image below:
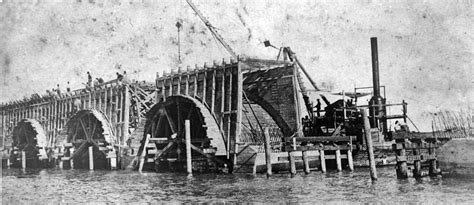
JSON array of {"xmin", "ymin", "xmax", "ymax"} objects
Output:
[
  {"xmin": 302, "ymin": 150, "xmax": 310, "ymax": 174},
  {"xmin": 138, "ymin": 134, "xmax": 150, "ymax": 172},
  {"xmin": 123, "ymin": 85, "xmax": 130, "ymax": 145},
  {"xmin": 362, "ymin": 108, "xmax": 377, "ymax": 180},
  {"xmin": 413, "ymin": 146, "xmax": 422, "ymax": 178},
  {"xmin": 21, "ymin": 151, "xmax": 26, "ymax": 169},
  {"xmin": 347, "ymin": 149, "xmax": 354, "ymax": 171},
  {"xmin": 335, "ymin": 149, "xmax": 342, "ymax": 172},
  {"xmin": 319, "ymin": 149, "xmax": 326, "ymax": 173},
  {"xmin": 70, "ymin": 147, "xmax": 74, "ymax": 169},
  {"xmin": 110, "ymin": 156, "xmax": 117, "ymax": 170},
  {"xmin": 428, "ymin": 145, "xmax": 438, "ymax": 176},
  {"xmin": 288, "ymin": 151, "xmax": 296, "ymax": 176},
  {"xmin": 89, "ymin": 146, "xmax": 94, "ymax": 170},
  {"xmin": 396, "ymin": 147, "xmax": 408, "ymax": 178},
  {"xmin": 185, "ymin": 120, "xmax": 192, "ymax": 175},
  {"xmin": 264, "ymin": 127, "xmax": 272, "ymax": 177}
]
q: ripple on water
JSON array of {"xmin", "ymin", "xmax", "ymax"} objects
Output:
[{"xmin": 2, "ymin": 167, "xmax": 474, "ymax": 203}]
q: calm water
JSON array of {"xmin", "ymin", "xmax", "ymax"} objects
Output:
[{"xmin": 2, "ymin": 167, "xmax": 474, "ymax": 204}]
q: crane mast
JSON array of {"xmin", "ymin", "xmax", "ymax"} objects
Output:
[{"xmin": 186, "ymin": 0, "xmax": 238, "ymax": 58}]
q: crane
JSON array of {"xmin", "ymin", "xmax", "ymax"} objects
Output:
[{"xmin": 186, "ymin": 0, "xmax": 238, "ymax": 59}]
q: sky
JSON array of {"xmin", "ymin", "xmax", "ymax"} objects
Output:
[{"xmin": 0, "ymin": 0, "xmax": 472, "ymax": 131}]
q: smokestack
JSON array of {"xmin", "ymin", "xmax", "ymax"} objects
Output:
[{"xmin": 371, "ymin": 37, "xmax": 380, "ymax": 98}]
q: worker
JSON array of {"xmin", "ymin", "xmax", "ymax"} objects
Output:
[
  {"xmin": 93, "ymin": 78, "xmax": 100, "ymax": 87},
  {"xmin": 116, "ymin": 72, "xmax": 124, "ymax": 81},
  {"xmin": 55, "ymin": 84, "xmax": 61, "ymax": 95},
  {"xmin": 96, "ymin": 77, "xmax": 104, "ymax": 84},
  {"xmin": 394, "ymin": 121, "xmax": 409, "ymax": 132},
  {"xmin": 315, "ymin": 99, "xmax": 321, "ymax": 117},
  {"xmin": 87, "ymin": 71, "xmax": 92, "ymax": 87},
  {"xmin": 66, "ymin": 81, "xmax": 71, "ymax": 93},
  {"xmin": 122, "ymin": 71, "xmax": 130, "ymax": 84},
  {"xmin": 72, "ymin": 99, "xmax": 81, "ymax": 114}
]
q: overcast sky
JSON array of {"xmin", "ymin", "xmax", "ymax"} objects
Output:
[{"xmin": 0, "ymin": 0, "xmax": 472, "ymax": 131}]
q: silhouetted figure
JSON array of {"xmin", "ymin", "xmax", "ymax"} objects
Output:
[
  {"xmin": 87, "ymin": 71, "xmax": 92, "ymax": 87},
  {"xmin": 116, "ymin": 72, "xmax": 124, "ymax": 80},
  {"xmin": 315, "ymin": 99, "xmax": 321, "ymax": 117},
  {"xmin": 96, "ymin": 77, "xmax": 104, "ymax": 84},
  {"xmin": 56, "ymin": 84, "xmax": 61, "ymax": 95},
  {"xmin": 66, "ymin": 81, "xmax": 71, "ymax": 93},
  {"xmin": 122, "ymin": 71, "xmax": 130, "ymax": 84}
]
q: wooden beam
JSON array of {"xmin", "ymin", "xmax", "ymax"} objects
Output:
[
  {"xmin": 235, "ymin": 62, "xmax": 243, "ymax": 163},
  {"xmin": 190, "ymin": 144, "xmax": 227, "ymax": 165},
  {"xmin": 123, "ymin": 85, "xmax": 130, "ymax": 145},
  {"xmin": 210, "ymin": 70, "xmax": 216, "ymax": 112}
]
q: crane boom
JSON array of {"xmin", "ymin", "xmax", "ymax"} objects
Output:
[{"xmin": 186, "ymin": 0, "xmax": 238, "ymax": 58}]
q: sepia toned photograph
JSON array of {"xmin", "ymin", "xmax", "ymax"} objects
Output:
[{"xmin": 1, "ymin": 0, "xmax": 472, "ymax": 204}]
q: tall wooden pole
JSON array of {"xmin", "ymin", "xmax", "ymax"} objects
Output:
[
  {"xmin": 89, "ymin": 146, "xmax": 94, "ymax": 170},
  {"xmin": 362, "ymin": 108, "xmax": 377, "ymax": 180},
  {"xmin": 123, "ymin": 85, "xmax": 130, "ymax": 146},
  {"xmin": 319, "ymin": 150, "xmax": 326, "ymax": 173},
  {"xmin": 21, "ymin": 151, "xmax": 26, "ymax": 169},
  {"xmin": 302, "ymin": 150, "xmax": 310, "ymax": 174},
  {"xmin": 138, "ymin": 134, "xmax": 150, "ymax": 172},
  {"xmin": 335, "ymin": 149, "xmax": 342, "ymax": 172},
  {"xmin": 347, "ymin": 149, "xmax": 354, "ymax": 171},
  {"xmin": 185, "ymin": 120, "xmax": 192, "ymax": 175}
]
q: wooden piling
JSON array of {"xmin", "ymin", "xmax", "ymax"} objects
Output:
[
  {"xmin": 362, "ymin": 108, "xmax": 377, "ymax": 180},
  {"xmin": 428, "ymin": 146, "xmax": 438, "ymax": 176},
  {"xmin": 319, "ymin": 149, "xmax": 326, "ymax": 173},
  {"xmin": 89, "ymin": 146, "xmax": 94, "ymax": 170},
  {"xmin": 185, "ymin": 120, "xmax": 192, "ymax": 175},
  {"xmin": 413, "ymin": 147, "xmax": 422, "ymax": 178},
  {"xmin": 288, "ymin": 151, "xmax": 296, "ymax": 176},
  {"xmin": 123, "ymin": 85, "xmax": 130, "ymax": 145},
  {"xmin": 335, "ymin": 149, "xmax": 342, "ymax": 172},
  {"xmin": 264, "ymin": 127, "xmax": 272, "ymax": 177},
  {"xmin": 396, "ymin": 146, "xmax": 408, "ymax": 178},
  {"xmin": 138, "ymin": 134, "xmax": 150, "ymax": 172},
  {"xmin": 21, "ymin": 151, "xmax": 26, "ymax": 169},
  {"xmin": 110, "ymin": 156, "xmax": 117, "ymax": 170},
  {"xmin": 302, "ymin": 151, "xmax": 310, "ymax": 174},
  {"xmin": 347, "ymin": 149, "xmax": 354, "ymax": 171},
  {"xmin": 70, "ymin": 147, "xmax": 74, "ymax": 169}
]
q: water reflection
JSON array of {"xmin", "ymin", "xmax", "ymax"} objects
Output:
[{"xmin": 2, "ymin": 167, "xmax": 474, "ymax": 203}]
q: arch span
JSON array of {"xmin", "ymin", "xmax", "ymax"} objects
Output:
[
  {"xmin": 65, "ymin": 109, "xmax": 116, "ymax": 169},
  {"xmin": 142, "ymin": 95, "xmax": 227, "ymax": 157},
  {"xmin": 10, "ymin": 119, "xmax": 48, "ymax": 168}
]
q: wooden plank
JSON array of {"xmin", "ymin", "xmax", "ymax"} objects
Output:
[
  {"xmin": 202, "ymin": 71, "xmax": 207, "ymax": 102},
  {"xmin": 319, "ymin": 150, "xmax": 326, "ymax": 173},
  {"xmin": 194, "ymin": 71, "xmax": 198, "ymax": 97},
  {"xmin": 190, "ymin": 144, "xmax": 227, "ymax": 165},
  {"xmin": 210, "ymin": 70, "xmax": 216, "ymax": 112},
  {"xmin": 104, "ymin": 85, "xmax": 108, "ymax": 116},
  {"xmin": 292, "ymin": 65, "xmax": 302, "ymax": 137},
  {"xmin": 286, "ymin": 136, "xmax": 357, "ymax": 143},
  {"xmin": 235, "ymin": 62, "xmax": 243, "ymax": 160},
  {"xmin": 108, "ymin": 86, "xmax": 113, "ymax": 121},
  {"xmin": 123, "ymin": 85, "xmax": 130, "ymax": 145}
]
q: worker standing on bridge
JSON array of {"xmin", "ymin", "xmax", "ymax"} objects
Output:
[
  {"xmin": 116, "ymin": 72, "xmax": 123, "ymax": 81},
  {"xmin": 66, "ymin": 81, "xmax": 71, "ymax": 93},
  {"xmin": 316, "ymin": 99, "xmax": 322, "ymax": 117},
  {"xmin": 55, "ymin": 84, "xmax": 61, "ymax": 95},
  {"xmin": 87, "ymin": 72, "xmax": 92, "ymax": 87},
  {"xmin": 122, "ymin": 71, "xmax": 130, "ymax": 84}
]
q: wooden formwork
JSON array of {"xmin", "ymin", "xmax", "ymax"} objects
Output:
[
  {"xmin": 150, "ymin": 57, "xmax": 304, "ymax": 172},
  {"xmin": 0, "ymin": 79, "xmax": 156, "ymax": 169}
]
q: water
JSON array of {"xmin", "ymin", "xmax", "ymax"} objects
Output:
[{"xmin": 2, "ymin": 167, "xmax": 474, "ymax": 204}]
